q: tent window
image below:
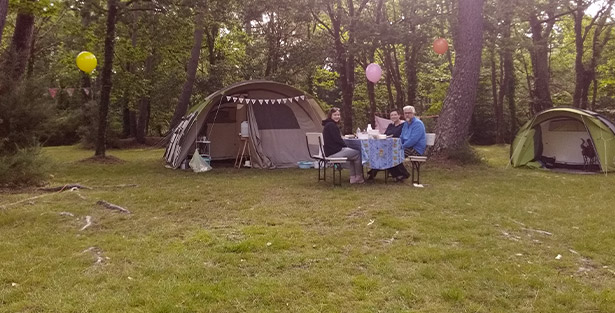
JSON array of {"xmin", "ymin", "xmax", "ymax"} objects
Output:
[
  {"xmin": 252, "ymin": 102, "xmax": 300, "ymax": 129},
  {"xmin": 206, "ymin": 106, "xmax": 236, "ymax": 123},
  {"xmin": 548, "ymin": 119, "xmax": 585, "ymax": 132}
]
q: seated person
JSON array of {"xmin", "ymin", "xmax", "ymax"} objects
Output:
[
  {"xmin": 366, "ymin": 109, "xmax": 404, "ymax": 180},
  {"xmin": 322, "ymin": 107, "xmax": 364, "ymax": 184},
  {"xmin": 388, "ymin": 105, "xmax": 426, "ymax": 182}
]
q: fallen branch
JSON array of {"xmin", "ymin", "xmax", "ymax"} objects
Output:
[
  {"xmin": 80, "ymin": 216, "xmax": 93, "ymax": 231},
  {"xmin": 96, "ymin": 200, "xmax": 131, "ymax": 214},
  {"xmin": 521, "ymin": 227, "xmax": 553, "ymax": 236},
  {"xmin": 38, "ymin": 184, "xmax": 92, "ymax": 192},
  {"xmin": 1, "ymin": 193, "xmax": 54, "ymax": 209}
]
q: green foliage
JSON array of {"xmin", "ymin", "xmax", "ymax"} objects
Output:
[
  {"xmin": 0, "ymin": 80, "xmax": 54, "ymax": 154},
  {"xmin": 0, "ymin": 146, "xmax": 50, "ymax": 187}
]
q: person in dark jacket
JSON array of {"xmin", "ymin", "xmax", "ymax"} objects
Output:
[
  {"xmin": 322, "ymin": 107, "xmax": 364, "ymax": 184},
  {"xmin": 366, "ymin": 110, "xmax": 405, "ymax": 181}
]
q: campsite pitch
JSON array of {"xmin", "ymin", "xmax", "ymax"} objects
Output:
[{"xmin": 1, "ymin": 145, "xmax": 615, "ymax": 312}]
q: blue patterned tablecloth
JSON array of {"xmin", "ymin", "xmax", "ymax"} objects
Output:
[{"xmin": 343, "ymin": 138, "xmax": 404, "ymax": 170}]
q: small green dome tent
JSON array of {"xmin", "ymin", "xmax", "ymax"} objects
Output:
[{"xmin": 510, "ymin": 107, "xmax": 615, "ymax": 172}]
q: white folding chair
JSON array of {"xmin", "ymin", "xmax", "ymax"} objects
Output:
[{"xmin": 305, "ymin": 132, "xmax": 347, "ymax": 186}]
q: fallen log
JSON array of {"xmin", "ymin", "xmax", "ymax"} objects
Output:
[{"xmin": 96, "ymin": 200, "xmax": 131, "ymax": 214}]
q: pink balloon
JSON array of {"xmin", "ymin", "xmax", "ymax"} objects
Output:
[{"xmin": 365, "ymin": 63, "xmax": 382, "ymax": 83}]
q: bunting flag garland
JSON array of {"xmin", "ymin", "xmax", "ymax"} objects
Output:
[
  {"xmin": 66, "ymin": 88, "xmax": 75, "ymax": 97},
  {"xmin": 48, "ymin": 88, "xmax": 59, "ymax": 98},
  {"xmin": 218, "ymin": 95, "xmax": 307, "ymax": 105}
]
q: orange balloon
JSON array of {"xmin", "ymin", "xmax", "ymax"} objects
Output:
[{"xmin": 433, "ymin": 38, "xmax": 449, "ymax": 55}]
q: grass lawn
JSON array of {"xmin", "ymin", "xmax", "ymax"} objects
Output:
[{"xmin": 2, "ymin": 145, "xmax": 615, "ymax": 312}]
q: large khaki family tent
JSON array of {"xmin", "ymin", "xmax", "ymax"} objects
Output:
[
  {"xmin": 510, "ymin": 107, "xmax": 615, "ymax": 172},
  {"xmin": 164, "ymin": 80, "xmax": 326, "ymax": 169}
]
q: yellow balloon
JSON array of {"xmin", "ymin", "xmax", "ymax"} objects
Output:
[{"xmin": 76, "ymin": 51, "xmax": 97, "ymax": 73}]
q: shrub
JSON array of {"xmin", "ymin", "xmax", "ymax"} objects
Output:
[
  {"xmin": 0, "ymin": 146, "xmax": 50, "ymax": 187},
  {"xmin": 0, "ymin": 79, "xmax": 54, "ymax": 154}
]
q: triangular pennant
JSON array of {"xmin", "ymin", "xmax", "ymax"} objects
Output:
[
  {"xmin": 294, "ymin": 96, "xmax": 300, "ymax": 101},
  {"xmin": 226, "ymin": 96, "xmax": 231, "ymax": 101},
  {"xmin": 258, "ymin": 99, "xmax": 264, "ymax": 105},
  {"xmin": 251, "ymin": 99, "xmax": 256, "ymax": 104},
  {"xmin": 48, "ymin": 88, "xmax": 59, "ymax": 99},
  {"xmin": 239, "ymin": 98, "xmax": 244, "ymax": 103},
  {"xmin": 233, "ymin": 97, "xmax": 238, "ymax": 102},
  {"xmin": 300, "ymin": 95, "xmax": 305, "ymax": 100},
  {"xmin": 83, "ymin": 88, "xmax": 90, "ymax": 95},
  {"xmin": 66, "ymin": 88, "xmax": 75, "ymax": 97},
  {"xmin": 276, "ymin": 99, "xmax": 281, "ymax": 104},
  {"xmin": 282, "ymin": 98, "xmax": 287, "ymax": 104},
  {"xmin": 265, "ymin": 99, "xmax": 270, "ymax": 104}
]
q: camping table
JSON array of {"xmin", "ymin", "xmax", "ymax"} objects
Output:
[{"xmin": 343, "ymin": 138, "xmax": 404, "ymax": 170}]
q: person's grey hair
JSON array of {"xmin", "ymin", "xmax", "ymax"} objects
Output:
[{"xmin": 403, "ymin": 105, "xmax": 416, "ymax": 113}]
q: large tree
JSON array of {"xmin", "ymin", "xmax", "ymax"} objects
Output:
[
  {"xmin": 433, "ymin": 0, "xmax": 485, "ymax": 153},
  {"xmin": 572, "ymin": 0, "xmax": 614, "ymax": 109},
  {"xmin": 169, "ymin": 2, "xmax": 206, "ymax": 130},
  {"xmin": 95, "ymin": 0, "xmax": 119, "ymax": 157},
  {"xmin": 0, "ymin": 0, "xmax": 7, "ymax": 45},
  {"xmin": 313, "ymin": 0, "xmax": 370, "ymax": 134},
  {"xmin": 1, "ymin": 1, "xmax": 36, "ymax": 89}
]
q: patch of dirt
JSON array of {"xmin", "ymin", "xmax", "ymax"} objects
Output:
[{"xmin": 78, "ymin": 155, "xmax": 125, "ymax": 164}]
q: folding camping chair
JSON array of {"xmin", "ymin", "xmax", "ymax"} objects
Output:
[{"xmin": 305, "ymin": 132, "xmax": 347, "ymax": 186}]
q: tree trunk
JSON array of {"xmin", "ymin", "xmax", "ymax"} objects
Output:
[
  {"xmin": 591, "ymin": 77, "xmax": 598, "ymax": 110},
  {"xmin": 169, "ymin": 7, "xmax": 206, "ymax": 130},
  {"xmin": 576, "ymin": 0, "xmax": 614, "ymax": 109},
  {"xmin": 498, "ymin": 13, "xmax": 514, "ymax": 143},
  {"xmin": 391, "ymin": 46, "xmax": 405, "ymax": 108},
  {"xmin": 122, "ymin": 105, "xmax": 131, "ymax": 137},
  {"xmin": 26, "ymin": 27, "xmax": 37, "ymax": 78},
  {"xmin": 95, "ymin": 0, "xmax": 119, "ymax": 157},
  {"xmin": 331, "ymin": 1, "xmax": 354, "ymax": 134},
  {"xmin": 529, "ymin": 13, "xmax": 554, "ymax": 114},
  {"xmin": 382, "ymin": 50, "xmax": 395, "ymax": 111},
  {"xmin": 342, "ymin": 0, "xmax": 357, "ymax": 134},
  {"xmin": 404, "ymin": 43, "xmax": 420, "ymax": 112},
  {"xmin": 122, "ymin": 20, "xmax": 138, "ymax": 138},
  {"xmin": 0, "ymin": 0, "xmax": 8, "ymax": 45},
  {"xmin": 490, "ymin": 47, "xmax": 502, "ymax": 144},
  {"xmin": 2, "ymin": 11, "xmax": 35, "ymax": 85},
  {"xmin": 572, "ymin": 0, "xmax": 586, "ymax": 108},
  {"xmin": 434, "ymin": 0, "xmax": 484, "ymax": 153},
  {"xmin": 136, "ymin": 54, "xmax": 155, "ymax": 143}
]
